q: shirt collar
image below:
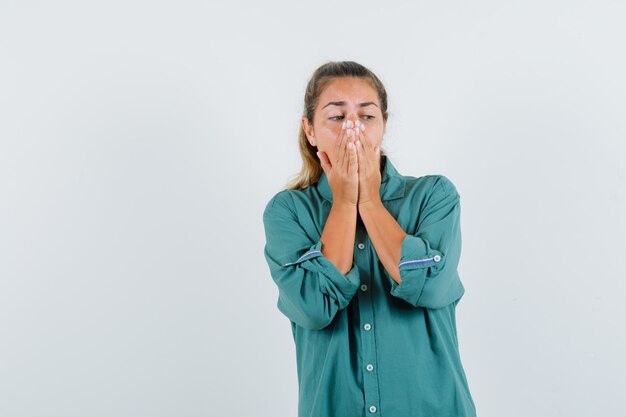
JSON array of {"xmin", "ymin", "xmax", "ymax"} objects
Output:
[{"xmin": 316, "ymin": 155, "xmax": 406, "ymax": 203}]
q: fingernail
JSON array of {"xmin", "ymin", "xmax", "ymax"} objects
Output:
[
  {"xmin": 356, "ymin": 140, "xmax": 361, "ymax": 147},
  {"xmin": 316, "ymin": 151, "xmax": 320, "ymax": 159},
  {"xmin": 360, "ymin": 124, "xmax": 365, "ymax": 131},
  {"xmin": 342, "ymin": 121, "xmax": 346, "ymax": 129},
  {"xmin": 348, "ymin": 142, "xmax": 353, "ymax": 149},
  {"xmin": 346, "ymin": 120, "xmax": 353, "ymax": 128}
]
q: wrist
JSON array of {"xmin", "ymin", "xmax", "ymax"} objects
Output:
[
  {"xmin": 358, "ymin": 198, "xmax": 383, "ymax": 211},
  {"xmin": 332, "ymin": 200, "xmax": 358, "ymax": 211}
]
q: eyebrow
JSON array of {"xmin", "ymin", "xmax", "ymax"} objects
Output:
[{"xmin": 322, "ymin": 101, "xmax": 379, "ymax": 109}]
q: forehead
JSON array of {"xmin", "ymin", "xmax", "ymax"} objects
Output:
[{"xmin": 319, "ymin": 77, "xmax": 378, "ymax": 103}]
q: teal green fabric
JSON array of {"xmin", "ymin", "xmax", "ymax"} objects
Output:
[{"xmin": 262, "ymin": 155, "xmax": 476, "ymax": 417}]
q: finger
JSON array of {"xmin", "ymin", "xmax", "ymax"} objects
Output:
[
  {"xmin": 335, "ymin": 120, "xmax": 348, "ymax": 167},
  {"xmin": 356, "ymin": 121, "xmax": 373, "ymax": 154},
  {"xmin": 355, "ymin": 137, "xmax": 362, "ymax": 169},
  {"xmin": 336, "ymin": 120, "xmax": 348, "ymax": 154},
  {"xmin": 352, "ymin": 124, "xmax": 367, "ymax": 159},
  {"xmin": 317, "ymin": 150, "xmax": 331, "ymax": 175},
  {"xmin": 355, "ymin": 138, "xmax": 370, "ymax": 175},
  {"xmin": 348, "ymin": 134, "xmax": 357, "ymax": 173},
  {"xmin": 344, "ymin": 127, "xmax": 356, "ymax": 169},
  {"xmin": 373, "ymin": 144, "xmax": 381, "ymax": 171}
]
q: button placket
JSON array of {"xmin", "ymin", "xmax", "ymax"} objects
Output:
[
  {"xmin": 358, "ymin": 272, "xmax": 380, "ymax": 415},
  {"xmin": 354, "ymin": 231, "xmax": 380, "ymax": 416}
]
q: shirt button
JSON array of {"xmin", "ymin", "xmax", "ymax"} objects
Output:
[
  {"xmin": 360, "ymin": 284, "xmax": 368, "ymax": 291},
  {"xmin": 434, "ymin": 254, "xmax": 441, "ymax": 262},
  {"xmin": 366, "ymin": 364, "xmax": 374, "ymax": 371},
  {"xmin": 364, "ymin": 323, "xmax": 372, "ymax": 331},
  {"xmin": 369, "ymin": 405, "xmax": 377, "ymax": 413},
  {"xmin": 357, "ymin": 243, "xmax": 365, "ymax": 250}
]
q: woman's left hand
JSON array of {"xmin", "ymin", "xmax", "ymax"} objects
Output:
[{"xmin": 352, "ymin": 120, "xmax": 382, "ymax": 207}]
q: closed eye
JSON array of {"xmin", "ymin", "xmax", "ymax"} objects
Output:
[{"xmin": 329, "ymin": 115, "xmax": 375, "ymax": 121}]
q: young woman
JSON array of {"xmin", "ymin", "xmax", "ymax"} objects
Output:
[{"xmin": 262, "ymin": 61, "xmax": 477, "ymax": 417}]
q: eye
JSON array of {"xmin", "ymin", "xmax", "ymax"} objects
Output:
[{"xmin": 329, "ymin": 115, "xmax": 375, "ymax": 121}]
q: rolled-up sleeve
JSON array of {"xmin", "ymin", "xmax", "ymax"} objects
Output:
[
  {"xmin": 388, "ymin": 176, "xmax": 465, "ymax": 309},
  {"xmin": 263, "ymin": 192, "xmax": 361, "ymax": 330}
]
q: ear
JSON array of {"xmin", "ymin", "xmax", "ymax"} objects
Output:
[{"xmin": 301, "ymin": 116, "xmax": 316, "ymax": 147}]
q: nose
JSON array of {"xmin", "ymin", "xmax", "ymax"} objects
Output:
[
  {"xmin": 342, "ymin": 114, "xmax": 360, "ymax": 130},
  {"xmin": 346, "ymin": 113, "xmax": 359, "ymax": 123}
]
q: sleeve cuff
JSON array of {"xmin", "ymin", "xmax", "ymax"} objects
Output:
[
  {"xmin": 398, "ymin": 233, "xmax": 445, "ymax": 271},
  {"xmin": 389, "ymin": 234, "xmax": 445, "ymax": 306},
  {"xmin": 282, "ymin": 240, "xmax": 361, "ymax": 306}
]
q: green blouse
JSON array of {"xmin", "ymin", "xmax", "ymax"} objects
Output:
[{"xmin": 262, "ymin": 155, "xmax": 477, "ymax": 417}]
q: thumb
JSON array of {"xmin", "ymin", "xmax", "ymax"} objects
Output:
[{"xmin": 316, "ymin": 151, "xmax": 331, "ymax": 175}]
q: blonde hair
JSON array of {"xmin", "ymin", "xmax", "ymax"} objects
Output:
[{"xmin": 286, "ymin": 61, "xmax": 390, "ymax": 191}]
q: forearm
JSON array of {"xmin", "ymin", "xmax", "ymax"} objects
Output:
[
  {"xmin": 358, "ymin": 200, "xmax": 407, "ymax": 284},
  {"xmin": 321, "ymin": 202, "xmax": 358, "ymax": 275}
]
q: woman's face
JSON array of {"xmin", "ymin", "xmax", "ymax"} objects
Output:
[{"xmin": 302, "ymin": 77, "xmax": 386, "ymax": 166}]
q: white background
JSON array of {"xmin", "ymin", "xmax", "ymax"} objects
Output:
[{"xmin": 1, "ymin": 1, "xmax": 625, "ymax": 416}]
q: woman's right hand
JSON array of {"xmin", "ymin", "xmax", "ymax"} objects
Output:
[{"xmin": 317, "ymin": 120, "xmax": 359, "ymax": 206}]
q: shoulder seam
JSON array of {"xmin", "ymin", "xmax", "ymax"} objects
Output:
[
  {"xmin": 435, "ymin": 175, "xmax": 460, "ymax": 198},
  {"xmin": 264, "ymin": 189, "xmax": 296, "ymax": 218}
]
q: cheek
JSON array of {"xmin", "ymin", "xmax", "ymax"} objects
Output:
[
  {"xmin": 320, "ymin": 123, "xmax": 341, "ymax": 139},
  {"xmin": 315, "ymin": 125, "xmax": 341, "ymax": 147},
  {"xmin": 363, "ymin": 124, "xmax": 383, "ymax": 143}
]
